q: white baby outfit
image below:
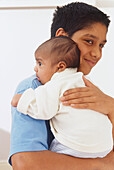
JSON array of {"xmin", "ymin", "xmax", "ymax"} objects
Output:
[{"xmin": 17, "ymin": 68, "xmax": 113, "ymax": 158}]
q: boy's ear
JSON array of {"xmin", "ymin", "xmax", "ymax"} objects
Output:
[
  {"xmin": 57, "ymin": 61, "xmax": 67, "ymax": 72},
  {"xmin": 56, "ymin": 28, "xmax": 68, "ymax": 37}
]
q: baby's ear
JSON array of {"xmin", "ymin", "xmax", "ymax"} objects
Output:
[{"xmin": 57, "ymin": 61, "xmax": 67, "ymax": 72}]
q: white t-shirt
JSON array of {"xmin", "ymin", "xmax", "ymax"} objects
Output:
[{"xmin": 17, "ymin": 68, "xmax": 113, "ymax": 153}]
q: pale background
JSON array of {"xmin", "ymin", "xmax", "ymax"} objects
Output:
[{"xmin": 0, "ymin": 0, "xmax": 114, "ymax": 165}]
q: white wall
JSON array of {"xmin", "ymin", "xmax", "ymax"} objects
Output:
[
  {"xmin": 0, "ymin": 0, "xmax": 114, "ymax": 162},
  {"xmin": 0, "ymin": 0, "xmax": 95, "ymax": 7}
]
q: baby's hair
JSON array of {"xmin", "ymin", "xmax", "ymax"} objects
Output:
[{"xmin": 36, "ymin": 36, "xmax": 80, "ymax": 68}]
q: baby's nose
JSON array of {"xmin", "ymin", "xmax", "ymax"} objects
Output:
[{"xmin": 34, "ymin": 66, "xmax": 37, "ymax": 72}]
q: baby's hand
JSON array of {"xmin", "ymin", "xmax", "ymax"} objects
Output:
[{"xmin": 11, "ymin": 94, "xmax": 22, "ymax": 107}]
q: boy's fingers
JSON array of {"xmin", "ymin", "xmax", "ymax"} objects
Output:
[
  {"xmin": 82, "ymin": 76, "xmax": 95, "ymax": 87},
  {"xmin": 63, "ymin": 87, "xmax": 89, "ymax": 96}
]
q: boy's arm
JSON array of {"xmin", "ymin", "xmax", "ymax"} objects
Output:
[
  {"xmin": 11, "ymin": 150, "xmax": 114, "ymax": 170},
  {"xmin": 9, "ymin": 76, "xmax": 50, "ymax": 166}
]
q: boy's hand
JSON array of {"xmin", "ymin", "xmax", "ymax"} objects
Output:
[
  {"xmin": 60, "ymin": 76, "xmax": 114, "ymax": 115},
  {"xmin": 11, "ymin": 94, "xmax": 22, "ymax": 107}
]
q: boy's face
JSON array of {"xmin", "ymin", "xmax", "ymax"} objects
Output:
[
  {"xmin": 71, "ymin": 22, "xmax": 107, "ymax": 75},
  {"xmin": 56, "ymin": 22, "xmax": 107, "ymax": 75},
  {"xmin": 34, "ymin": 49, "xmax": 57, "ymax": 84}
]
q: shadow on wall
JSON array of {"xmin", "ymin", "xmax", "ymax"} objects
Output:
[{"xmin": 0, "ymin": 129, "xmax": 10, "ymax": 161}]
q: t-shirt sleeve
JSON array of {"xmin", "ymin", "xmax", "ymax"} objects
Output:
[{"xmin": 9, "ymin": 76, "xmax": 49, "ymax": 165}]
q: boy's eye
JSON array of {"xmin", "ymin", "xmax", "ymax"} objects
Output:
[
  {"xmin": 85, "ymin": 40, "xmax": 93, "ymax": 44},
  {"xmin": 99, "ymin": 44, "xmax": 104, "ymax": 48}
]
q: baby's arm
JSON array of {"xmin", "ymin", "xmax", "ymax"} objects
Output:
[
  {"xmin": 16, "ymin": 83, "xmax": 59, "ymax": 119},
  {"xmin": 11, "ymin": 94, "xmax": 22, "ymax": 107}
]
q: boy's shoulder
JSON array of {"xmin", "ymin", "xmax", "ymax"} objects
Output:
[{"xmin": 15, "ymin": 74, "xmax": 42, "ymax": 94}]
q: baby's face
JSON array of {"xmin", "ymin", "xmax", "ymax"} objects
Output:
[{"xmin": 34, "ymin": 50, "xmax": 57, "ymax": 84}]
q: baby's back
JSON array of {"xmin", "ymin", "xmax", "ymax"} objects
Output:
[{"xmin": 50, "ymin": 71, "xmax": 113, "ymax": 154}]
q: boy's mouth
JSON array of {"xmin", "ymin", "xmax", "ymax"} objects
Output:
[{"xmin": 84, "ymin": 58, "xmax": 96, "ymax": 67}]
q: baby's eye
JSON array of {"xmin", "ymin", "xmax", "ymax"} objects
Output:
[{"xmin": 38, "ymin": 62, "xmax": 42, "ymax": 66}]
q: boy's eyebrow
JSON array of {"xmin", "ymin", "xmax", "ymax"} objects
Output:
[{"xmin": 83, "ymin": 34, "xmax": 107, "ymax": 43}]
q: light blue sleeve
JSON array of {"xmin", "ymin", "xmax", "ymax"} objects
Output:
[{"xmin": 9, "ymin": 75, "xmax": 49, "ymax": 165}]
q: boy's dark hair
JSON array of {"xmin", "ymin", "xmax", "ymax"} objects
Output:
[
  {"xmin": 51, "ymin": 2, "xmax": 110, "ymax": 38},
  {"xmin": 36, "ymin": 36, "xmax": 80, "ymax": 68}
]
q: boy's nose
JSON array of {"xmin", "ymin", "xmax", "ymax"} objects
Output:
[{"xmin": 90, "ymin": 46, "xmax": 101, "ymax": 59}]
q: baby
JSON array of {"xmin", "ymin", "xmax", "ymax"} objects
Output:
[{"xmin": 12, "ymin": 36, "xmax": 113, "ymax": 158}]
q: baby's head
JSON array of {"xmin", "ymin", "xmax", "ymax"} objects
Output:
[{"xmin": 34, "ymin": 36, "xmax": 80, "ymax": 84}]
